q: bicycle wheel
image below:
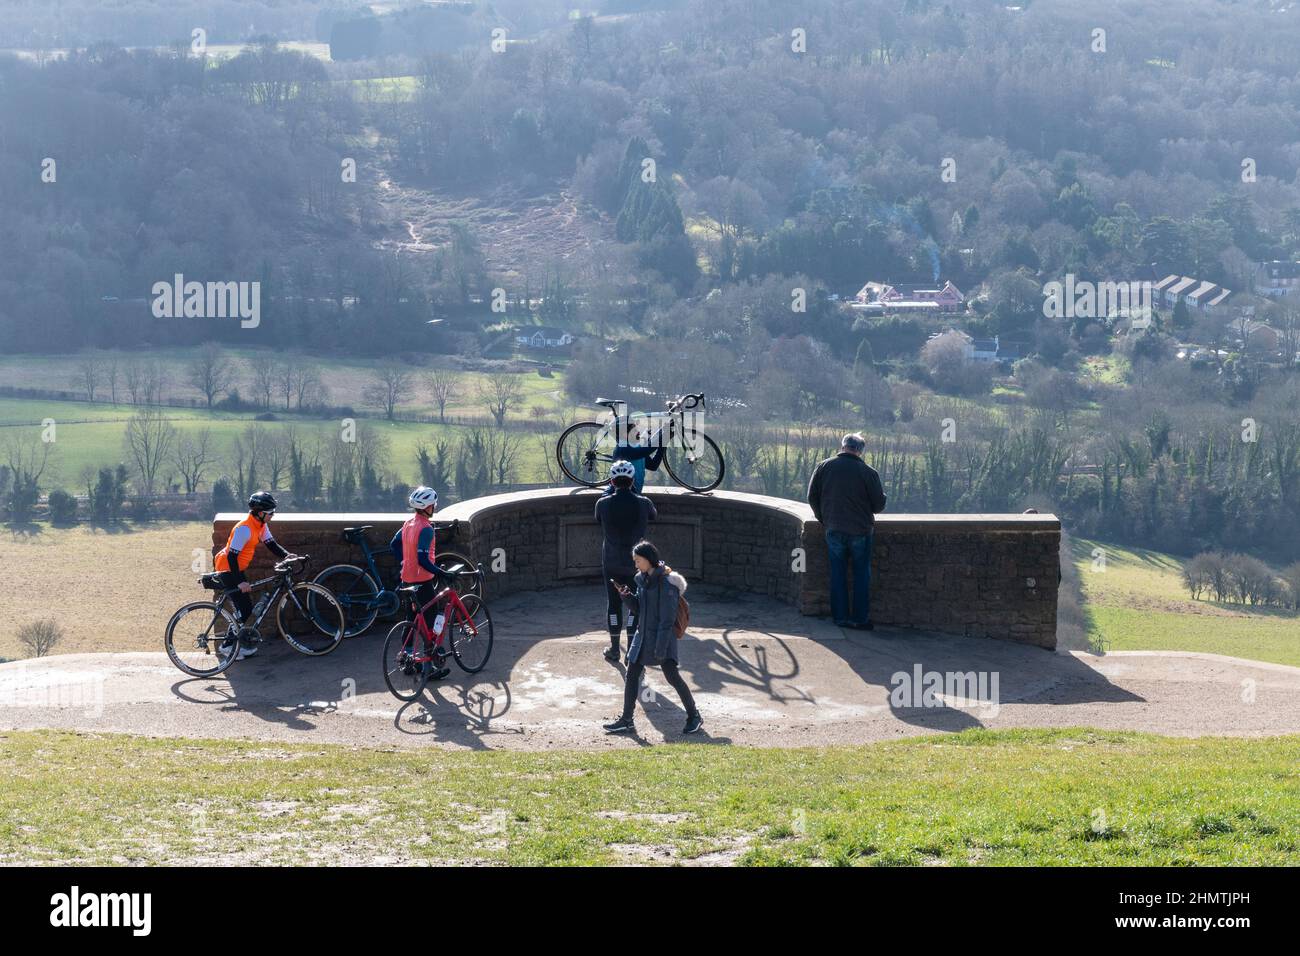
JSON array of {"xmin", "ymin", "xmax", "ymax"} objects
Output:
[
  {"xmin": 313, "ymin": 564, "xmax": 380, "ymax": 637},
  {"xmin": 449, "ymin": 594, "xmax": 494, "ymax": 674},
  {"xmin": 436, "ymin": 550, "xmax": 482, "ymax": 598},
  {"xmin": 276, "ymin": 582, "xmax": 345, "ymax": 655},
  {"xmin": 663, "ymin": 432, "xmax": 725, "ymax": 492},
  {"xmin": 165, "ymin": 601, "xmax": 240, "ymax": 677},
  {"xmin": 382, "ymin": 620, "xmax": 429, "ymax": 701},
  {"xmin": 556, "ymin": 420, "xmax": 617, "ymax": 487}
]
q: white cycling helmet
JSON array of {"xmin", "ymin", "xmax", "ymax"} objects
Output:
[
  {"xmin": 408, "ymin": 486, "xmax": 438, "ymax": 510},
  {"xmin": 609, "ymin": 460, "xmax": 636, "ymax": 481}
]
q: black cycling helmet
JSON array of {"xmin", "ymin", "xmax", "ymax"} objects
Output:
[{"xmin": 248, "ymin": 491, "xmax": 277, "ymax": 513}]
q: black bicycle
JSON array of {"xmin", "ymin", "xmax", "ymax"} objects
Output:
[
  {"xmin": 164, "ymin": 555, "xmax": 346, "ymax": 677},
  {"xmin": 312, "ymin": 521, "xmax": 482, "ymax": 638},
  {"xmin": 556, "ymin": 391, "xmax": 726, "ymax": 492}
]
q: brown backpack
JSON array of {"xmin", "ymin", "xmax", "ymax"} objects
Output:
[
  {"xmin": 673, "ymin": 596, "xmax": 690, "ymax": 638},
  {"xmin": 665, "ymin": 566, "xmax": 690, "ymax": 638}
]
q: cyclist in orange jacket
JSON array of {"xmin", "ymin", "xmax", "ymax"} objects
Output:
[
  {"xmin": 388, "ymin": 485, "xmax": 452, "ymax": 681},
  {"xmin": 214, "ymin": 491, "xmax": 297, "ymax": 659}
]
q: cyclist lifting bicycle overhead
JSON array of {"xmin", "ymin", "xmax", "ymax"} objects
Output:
[
  {"xmin": 605, "ymin": 417, "xmax": 664, "ymax": 494},
  {"xmin": 213, "ymin": 491, "xmax": 299, "ymax": 660},
  {"xmin": 389, "ymin": 485, "xmax": 453, "ymax": 682}
]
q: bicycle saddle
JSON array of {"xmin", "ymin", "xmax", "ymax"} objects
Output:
[
  {"xmin": 594, "ymin": 397, "xmax": 623, "ymax": 409},
  {"xmin": 342, "ymin": 525, "xmax": 373, "ymax": 537}
]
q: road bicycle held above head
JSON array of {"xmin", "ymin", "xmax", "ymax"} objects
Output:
[{"xmin": 555, "ymin": 391, "xmax": 726, "ymax": 493}]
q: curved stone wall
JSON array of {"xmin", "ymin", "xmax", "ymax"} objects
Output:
[{"xmin": 215, "ymin": 487, "xmax": 1060, "ymax": 648}]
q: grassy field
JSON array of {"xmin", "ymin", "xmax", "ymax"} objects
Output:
[
  {"xmin": 1073, "ymin": 537, "xmax": 1300, "ymax": 667},
  {"xmin": 0, "ymin": 522, "xmax": 209, "ymax": 659},
  {"xmin": 0, "ymin": 728, "xmax": 1295, "ymax": 865},
  {"xmin": 0, "ymin": 349, "xmax": 573, "ymax": 421},
  {"xmin": 0, "ymin": 347, "xmax": 579, "ymax": 487},
  {"xmin": 0, "ymin": 395, "xmax": 565, "ymax": 488}
]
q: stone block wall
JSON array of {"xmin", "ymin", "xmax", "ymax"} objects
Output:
[{"xmin": 213, "ymin": 489, "xmax": 1060, "ymax": 649}]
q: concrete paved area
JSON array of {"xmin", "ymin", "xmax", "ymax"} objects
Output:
[{"xmin": 1, "ymin": 585, "xmax": 1297, "ymax": 749}]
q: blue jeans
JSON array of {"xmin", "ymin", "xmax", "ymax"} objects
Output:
[{"xmin": 826, "ymin": 530, "xmax": 872, "ymax": 625}]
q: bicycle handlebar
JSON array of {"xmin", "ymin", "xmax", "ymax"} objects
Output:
[
  {"xmin": 666, "ymin": 392, "xmax": 705, "ymax": 411},
  {"xmin": 273, "ymin": 554, "xmax": 309, "ymax": 574}
]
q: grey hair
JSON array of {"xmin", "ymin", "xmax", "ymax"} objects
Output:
[{"xmin": 841, "ymin": 432, "xmax": 866, "ymax": 454}]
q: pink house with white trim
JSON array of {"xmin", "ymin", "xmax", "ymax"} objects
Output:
[{"xmin": 856, "ymin": 280, "xmax": 965, "ymax": 312}]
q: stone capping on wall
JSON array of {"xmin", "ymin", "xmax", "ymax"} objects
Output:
[{"xmin": 214, "ymin": 488, "xmax": 1061, "ymax": 650}]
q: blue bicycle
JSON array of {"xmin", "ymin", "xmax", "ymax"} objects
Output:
[{"xmin": 312, "ymin": 522, "xmax": 483, "ymax": 638}]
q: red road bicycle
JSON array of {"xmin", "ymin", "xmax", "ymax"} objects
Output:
[{"xmin": 381, "ymin": 569, "xmax": 493, "ymax": 701}]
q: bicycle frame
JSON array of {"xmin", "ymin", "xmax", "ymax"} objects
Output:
[
  {"xmin": 338, "ymin": 536, "xmax": 390, "ymax": 612},
  {"xmin": 340, "ymin": 523, "xmax": 465, "ymax": 612},
  {"xmin": 400, "ymin": 584, "xmax": 478, "ymax": 663},
  {"xmin": 598, "ymin": 405, "xmax": 707, "ymax": 460},
  {"xmin": 217, "ymin": 572, "xmax": 290, "ymax": 631}
]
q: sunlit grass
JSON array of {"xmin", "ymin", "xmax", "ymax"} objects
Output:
[{"xmin": 1, "ymin": 728, "xmax": 1296, "ymax": 865}]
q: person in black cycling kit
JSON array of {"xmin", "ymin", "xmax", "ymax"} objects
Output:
[{"xmin": 594, "ymin": 460, "xmax": 657, "ymax": 662}]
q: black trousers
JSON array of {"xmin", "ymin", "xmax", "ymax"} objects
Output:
[
  {"xmin": 217, "ymin": 571, "xmax": 253, "ymax": 623},
  {"xmin": 605, "ymin": 569, "xmax": 638, "ymax": 646},
  {"xmin": 621, "ymin": 659, "xmax": 697, "ymax": 721}
]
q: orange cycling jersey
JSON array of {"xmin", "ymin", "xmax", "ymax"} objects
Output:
[
  {"xmin": 399, "ymin": 513, "xmax": 436, "ymax": 584},
  {"xmin": 215, "ymin": 514, "xmax": 277, "ymax": 574}
]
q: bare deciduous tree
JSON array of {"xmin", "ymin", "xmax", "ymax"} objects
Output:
[
  {"xmin": 72, "ymin": 351, "xmax": 104, "ymax": 402},
  {"xmin": 477, "ymin": 372, "xmax": 524, "ymax": 427},
  {"xmin": 279, "ymin": 354, "xmax": 326, "ymax": 410},
  {"xmin": 124, "ymin": 407, "xmax": 177, "ymax": 495},
  {"xmin": 186, "ymin": 341, "xmax": 235, "ymax": 409},
  {"xmin": 248, "ymin": 353, "xmax": 280, "ymax": 410},
  {"xmin": 262, "ymin": 430, "xmax": 292, "ymax": 491},
  {"xmin": 171, "ymin": 427, "xmax": 215, "ymax": 494},
  {"xmin": 103, "ymin": 351, "xmax": 121, "ymax": 405},
  {"xmin": 19, "ymin": 619, "xmax": 63, "ymax": 658},
  {"xmin": 427, "ymin": 368, "xmax": 459, "ymax": 424},
  {"xmin": 363, "ymin": 362, "xmax": 412, "ymax": 421}
]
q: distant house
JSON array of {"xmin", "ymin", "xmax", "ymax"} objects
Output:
[
  {"xmin": 995, "ymin": 340, "xmax": 1026, "ymax": 361},
  {"xmin": 1254, "ymin": 261, "xmax": 1300, "ymax": 297},
  {"xmin": 515, "ymin": 326, "xmax": 575, "ymax": 349},
  {"xmin": 856, "ymin": 280, "xmax": 965, "ymax": 313},
  {"xmin": 1238, "ymin": 320, "xmax": 1280, "ymax": 353},
  {"xmin": 1154, "ymin": 273, "xmax": 1234, "ymax": 315},
  {"xmin": 932, "ymin": 331, "xmax": 1019, "ymax": 364},
  {"xmin": 969, "ymin": 337, "xmax": 1000, "ymax": 362}
]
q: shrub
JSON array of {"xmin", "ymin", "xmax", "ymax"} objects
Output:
[
  {"xmin": 1281, "ymin": 562, "xmax": 1300, "ymax": 610},
  {"xmin": 47, "ymin": 488, "xmax": 78, "ymax": 524},
  {"xmin": 211, "ymin": 477, "xmax": 237, "ymax": 512}
]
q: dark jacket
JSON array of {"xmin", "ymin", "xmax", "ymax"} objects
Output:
[
  {"xmin": 623, "ymin": 564, "xmax": 687, "ymax": 665},
  {"xmin": 807, "ymin": 452, "xmax": 887, "ymax": 535},
  {"xmin": 594, "ymin": 488, "xmax": 657, "ymax": 574}
]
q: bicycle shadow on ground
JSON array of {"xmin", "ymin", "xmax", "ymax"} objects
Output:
[
  {"xmin": 393, "ymin": 680, "xmax": 524, "ymax": 748},
  {"xmin": 169, "ymin": 612, "xmax": 531, "ymax": 749}
]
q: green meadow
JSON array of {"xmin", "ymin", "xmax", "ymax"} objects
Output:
[
  {"xmin": 1073, "ymin": 537, "xmax": 1300, "ymax": 668},
  {"xmin": 2, "ymin": 729, "xmax": 1296, "ymax": 865}
]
